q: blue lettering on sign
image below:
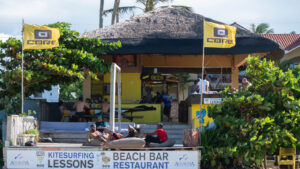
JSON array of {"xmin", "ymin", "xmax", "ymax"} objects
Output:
[
  {"xmin": 48, "ymin": 152, "xmax": 94, "ymax": 159},
  {"xmin": 113, "ymin": 162, "xmax": 169, "ymax": 169}
]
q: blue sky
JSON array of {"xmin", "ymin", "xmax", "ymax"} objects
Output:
[{"xmin": 0, "ymin": 0, "xmax": 299, "ymax": 41}]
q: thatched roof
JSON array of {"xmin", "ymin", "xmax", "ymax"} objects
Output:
[{"xmin": 82, "ymin": 8, "xmax": 283, "ymax": 56}]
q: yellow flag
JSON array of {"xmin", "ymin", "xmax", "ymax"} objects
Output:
[
  {"xmin": 203, "ymin": 21, "xmax": 236, "ymax": 48},
  {"xmin": 23, "ymin": 24, "xmax": 60, "ymax": 49}
]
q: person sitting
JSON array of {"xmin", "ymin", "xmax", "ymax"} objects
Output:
[
  {"xmin": 144, "ymin": 123, "xmax": 168, "ymax": 146},
  {"xmin": 95, "ymin": 115, "xmax": 107, "ymax": 133},
  {"xmin": 73, "ymin": 96, "xmax": 90, "ymax": 122},
  {"xmin": 85, "ymin": 98, "xmax": 91, "ymax": 115},
  {"xmin": 104, "ymin": 128, "xmax": 122, "ymax": 141},
  {"xmin": 58, "ymin": 100, "xmax": 66, "ymax": 115},
  {"xmin": 126, "ymin": 125, "xmax": 137, "ymax": 138},
  {"xmin": 86, "ymin": 124, "xmax": 107, "ymax": 145}
]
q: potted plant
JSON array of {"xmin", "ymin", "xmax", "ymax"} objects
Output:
[{"xmin": 18, "ymin": 129, "xmax": 39, "ymax": 146}]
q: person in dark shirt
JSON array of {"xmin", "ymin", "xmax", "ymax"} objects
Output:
[
  {"xmin": 153, "ymin": 92, "xmax": 162, "ymax": 104},
  {"xmin": 95, "ymin": 115, "xmax": 107, "ymax": 133},
  {"xmin": 144, "ymin": 123, "xmax": 168, "ymax": 146},
  {"xmin": 126, "ymin": 125, "xmax": 137, "ymax": 137},
  {"xmin": 162, "ymin": 93, "xmax": 172, "ymax": 121}
]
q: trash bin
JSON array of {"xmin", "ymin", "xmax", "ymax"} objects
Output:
[{"xmin": 183, "ymin": 129, "xmax": 199, "ymax": 147}]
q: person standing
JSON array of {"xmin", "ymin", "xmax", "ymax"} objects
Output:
[
  {"xmin": 241, "ymin": 77, "xmax": 252, "ymax": 90},
  {"xmin": 190, "ymin": 80, "xmax": 199, "ymax": 95},
  {"xmin": 194, "ymin": 74, "xmax": 209, "ymax": 94},
  {"xmin": 153, "ymin": 92, "xmax": 162, "ymax": 104},
  {"xmin": 162, "ymin": 92, "xmax": 172, "ymax": 122},
  {"xmin": 144, "ymin": 123, "xmax": 168, "ymax": 146},
  {"xmin": 101, "ymin": 98, "xmax": 110, "ymax": 120},
  {"xmin": 73, "ymin": 96, "xmax": 89, "ymax": 121}
]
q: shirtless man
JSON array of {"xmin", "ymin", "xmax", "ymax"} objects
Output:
[
  {"xmin": 86, "ymin": 124, "xmax": 107, "ymax": 144},
  {"xmin": 73, "ymin": 96, "xmax": 89, "ymax": 121},
  {"xmin": 101, "ymin": 99, "xmax": 109, "ymax": 120}
]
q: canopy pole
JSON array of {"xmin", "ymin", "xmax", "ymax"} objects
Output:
[
  {"xmin": 109, "ymin": 64, "xmax": 116, "ymax": 132},
  {"xmin": 199, "ymin": 17, "xmax": 206, "ymax": 146},
  {"xmin": 21, "ymin": 19, "xmax": 24, "ymax": 114},
  {"xmin": 109, "ymin": 63, "xmax": 121, "ymax": 132},
  {"xmin": 117, "ymin": 66, "xmax": 121, "ymax": 133}
]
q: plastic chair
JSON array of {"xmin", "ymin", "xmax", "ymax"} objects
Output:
[
  {"xmin": 277, "ymin": 147, "xmax": 296, "ymax": 169},
  {"xmin": 61, "ymin": 110, "xmax": 71, "ymax": 122}
]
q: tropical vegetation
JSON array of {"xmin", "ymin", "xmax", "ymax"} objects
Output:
[
  {"xmin": 108, "ymin": 0, "xmax": 192, "ymax": 24},
  {"xmin": 201, "ymin": 56, "xmax": 300, "ymax": 169},
  {"xmin": 0, "ymin": 22, "xmax": 121, "ymax": 115},
  {"xmin": 250, "ymin": 23, "xmax": 274, "ymax": 34}
]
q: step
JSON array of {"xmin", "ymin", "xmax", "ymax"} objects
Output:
[
  {"xmin": 139, "ymin": 124, "xmax": 191, "ymax": 130},
  {"xmin": 52, "ymin": 137, "xmax": 184, "ymax": 144},
  {"xmin": 140, "ymin": 129, "xmax": 185, "ymax": 135}
]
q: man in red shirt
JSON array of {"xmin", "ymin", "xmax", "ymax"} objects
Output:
[{"xmin": 144, "ymin": 123, "xmax": 168, "ymax": 146}]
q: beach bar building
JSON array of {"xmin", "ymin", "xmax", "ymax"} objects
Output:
[{"xmin": 82, "ymin": 8, "xmax": 283, "ymax": 124}]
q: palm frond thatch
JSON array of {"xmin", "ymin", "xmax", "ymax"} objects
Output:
[
  {"xmin": 103, "ymin": 6, "xmax": 141, "ymax": 16},
  {"xmin": 160, "ymin": 5, "xmax": 193, "ymax": 12}
]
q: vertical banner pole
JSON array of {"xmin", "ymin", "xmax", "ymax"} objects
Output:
[
  {"xmin": 110, "ymin": 63, "xmax": 116, "ymax": 132},
  {"xmin": 199, "ymin": 17, "xmax": 206, "ymax": 146},
  {"xmin": 21, "ymin": 19, "xmax": 24, "ymax": 114},
  {"xmin": 117, "ymin": 67, "xmax": 121, "ymax": 133}
]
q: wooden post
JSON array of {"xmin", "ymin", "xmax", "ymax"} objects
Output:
[{"xmin": 231, "ymin": 67, "xmax": 239, "ymax": 89}]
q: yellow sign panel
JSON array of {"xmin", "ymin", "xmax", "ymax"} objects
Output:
[
  {"xmin": 192, "ymin": 104, "xmax": 214, "ymax": 129},
  {"xmin": 203, "ymin": 21, "xmax": 236, "ymax": 48},
  {"xmin": 23, "ymin": 24, "xmax": 60, "ymax": 49},
  {"xmin": 118, "ymin": 104, "xmax": 161, "ymax": 123}
]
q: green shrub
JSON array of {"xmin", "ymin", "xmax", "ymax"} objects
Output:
[
  {"xmin": 21, "ymin": 129, "xmax": 39, "ymax": 136},
  {"xmin": 202, "ymin": 56, "xmax": 300, "ymax": 168}
]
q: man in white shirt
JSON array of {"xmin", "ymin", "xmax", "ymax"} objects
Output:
[{"xmin": 193, "ymin": 75, "xmax": 209, "ymax": 94}]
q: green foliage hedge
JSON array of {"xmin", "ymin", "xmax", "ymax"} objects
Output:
[
  {"xmin": 0, "ymin": 22, "xmax": 121, "ymax": 114},
  {"xmin": 202, "ymin": 56, "xmax": 300, "ymax": 167}
]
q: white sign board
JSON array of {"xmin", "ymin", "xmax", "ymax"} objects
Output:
[
  {"xmin": 204, "ymin": 98, "xmax": 222, "ymax": 104},
  {"xmin": 7, "ymin": 150, "xmax": 199, "ymax": 169}
]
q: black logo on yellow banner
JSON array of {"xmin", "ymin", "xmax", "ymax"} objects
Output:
[
  {"xmin": 207, "ymin": 28, "xmax": 233, "ymax": 45},
  {"xmin": 214, "ymin": 28, "xmax": 228, "ymax": 37},
  {"xmin": 27, "ymin": 29, "xmax": 56, "ymax": 45},
  {"xmin": 34, "ymin": 30, "xmax": 52, "ymax": 39}
]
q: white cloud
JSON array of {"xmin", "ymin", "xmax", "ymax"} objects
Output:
[{"xmin": 0, "ymin": 33, "xmax": 12, "ymax": 42}]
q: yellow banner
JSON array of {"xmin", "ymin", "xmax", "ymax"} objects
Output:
[
  {"xmin": 203, "ymin": 21, "xmax": 236, "ymax": 48},
  {"xmin": 23, "ymin": 24, "xmax": 60, "ymax": 49}
]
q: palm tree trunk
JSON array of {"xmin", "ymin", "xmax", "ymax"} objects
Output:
[
  {"xmin": 99, "ymin": 0, "xmax": 104, "ymax": 28},
  {"xmin": 116, "ymin": 10, "xmax": 120, "ymax": 23},
  {"xmin": 145, "ymin": 0, "xmax": 154, "ymax": 12},
  {"xmin": 111, "ymin": 0, "xmax": 120, "ymax": 25}
]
